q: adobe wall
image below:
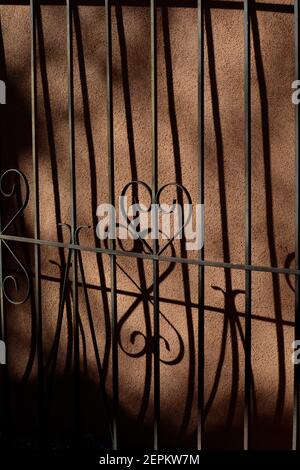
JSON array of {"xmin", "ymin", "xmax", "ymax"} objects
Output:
[{"xmin": 0, "ymin": 0, "xmax": 296, "ymax": 448}]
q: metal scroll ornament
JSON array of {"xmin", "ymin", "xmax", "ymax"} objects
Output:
[{"xmin": 0, "ymin": 169, "xmax": 30, "ymax": 305}]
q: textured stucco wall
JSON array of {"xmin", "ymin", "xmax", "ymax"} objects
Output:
[{"xmin": 0, "ymin": 0, "xmax": 296, "ymax": 449}]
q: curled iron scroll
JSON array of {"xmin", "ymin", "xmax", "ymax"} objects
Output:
[{"xmin": 0, "ymin": 169, "xmax": 30, "ymax": 305}]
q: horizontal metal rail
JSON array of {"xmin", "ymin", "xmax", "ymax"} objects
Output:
[
  {"xmin": 0, "ymin": 0, "xmax": 294, "ymax": 12},
  {"xmin": 1, "ymin": 233, "xmax": 299, "ymax": 276}
]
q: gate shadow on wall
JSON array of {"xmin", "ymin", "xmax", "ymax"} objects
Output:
[{"xmin": 0, "ymin": 1, "xmax": 295, "ymax": 449}]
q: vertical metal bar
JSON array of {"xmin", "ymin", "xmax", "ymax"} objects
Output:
[
  {"xmin": 105, "ymin": 0, "xmax": 118, "ymax": 450},
  {"xmin": 0, "ymin": 183, "xmax": 4, "ymax": 354},
  {"xmin": 67, "ymin": 0, "xmax": 80, "ymax": 441},
  {"xmin": 0, "ymin": 108, "xmax": 5, "ymax": 443},
  {"xmin": 0, "ymin": 240, "xmax": 4, "ymax": 438},
  {"xmin": 293, "ymin": 0, "xmax": 300, "ymax": 451},
  {"xmin": 151, "ymin": 0, "xmax": 159, "ymax": 451},
  {"xmin": 197, "ymin": 0, "xmax": 205, "ymax": 451},
  {"xmin": 67, "ymin": 3, "xmax": 75, "ymax": 233},
  {"xmin": 0, "ymin": 25, "xmax": 8, "ymax": 445},
  {"xmin": 244, "ymin": 0, "xmax": 251, "ymax": 451},
  {"xmin": 0, "ymin": 218, "xmax": 3, "ymax": 362},
  {"xmin": 30, "ymin": 0, "xmax": 44, "ymax": 444}
]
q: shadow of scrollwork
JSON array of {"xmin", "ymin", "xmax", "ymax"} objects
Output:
[
  {"xmin": 119, "ymin": 180, "xmax": 192, "ymax": 256},
  {"xmin": 104, "ymin": 179, "xmax": 192, "ymax": 366}
]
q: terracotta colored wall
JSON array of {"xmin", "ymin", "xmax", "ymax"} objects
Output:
[{"xmin": 0, "ymin": 0, "xmax": 296, "ymax": 449}]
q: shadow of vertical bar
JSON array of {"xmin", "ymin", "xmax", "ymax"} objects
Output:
[
  {"xmin": 67, "ymin": 0, "xmax": 80, "ymax": 445},
  {"xmin": 105, "ymin": 0, "xmax": 119, "ymax": 450},
  {"xmin": 151, "ymin": 0, "xmax": 160, "ymax": 451},
  {"xmin": 30, "ymin": 0, "xmax": 45, "ymax": 446}
]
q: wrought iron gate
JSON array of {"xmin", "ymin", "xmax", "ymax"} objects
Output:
[{"xmin": 0, "ymin": 0, "xmax": 300, "ymax": 451}]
